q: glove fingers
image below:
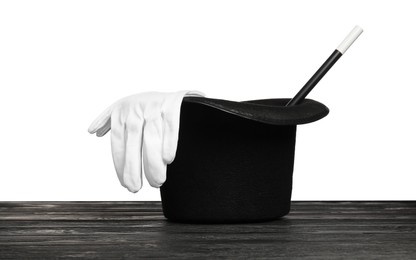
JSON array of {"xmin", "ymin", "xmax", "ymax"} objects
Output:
[
  {"xmin": 110, "ymin": 111, "xmax": 127, "ymax": 188},
  {"xmin": 88, "ymin": 105, "xmax": 113, "ymax": 135},
  {"xmin": 96, "ymin": 119, "xmax": 111, "ymax": 137},
  {"xmin": 122, "ymin": 116, "xmax": 144, "ymax": 193},
  {"xmin": 143, "ymin": 117, "xmax": 166, "ymax": 188},
  {"xmin": 161, "ymin": 92, "xmax": 191, "ymax": 163},
  {"xmin": 162, "ymin": 115, "xmax": 179, "ymax": 164}
]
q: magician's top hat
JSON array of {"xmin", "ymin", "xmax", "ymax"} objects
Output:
[{"xmin": 160, "ymin": 97, "xmax": 328, "ymax": 223}]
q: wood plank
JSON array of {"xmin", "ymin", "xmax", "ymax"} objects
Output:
[{"xmin": 0, "ymin": 201, "xmax": 415, "ymax": 259}]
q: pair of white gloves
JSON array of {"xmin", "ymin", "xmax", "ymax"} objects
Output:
[{"xmin": 88, "ymin": 91, "xmax": 204, "ymax": 193}]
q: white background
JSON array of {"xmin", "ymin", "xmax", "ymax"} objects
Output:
[{"xmin": 1, "ymin": 0, "xmax": 415, "ymax": 201}]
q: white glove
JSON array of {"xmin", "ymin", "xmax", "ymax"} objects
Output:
[{"xmin": 88, "ymin": 91, "xmax": 204, "ymax": 193}]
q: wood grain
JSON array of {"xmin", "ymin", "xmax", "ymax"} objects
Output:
[{"xmin": 1, "ymin": 201, "xmax": 415, "ymax": 259}]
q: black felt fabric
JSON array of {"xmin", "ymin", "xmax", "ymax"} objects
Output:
[{"xmin": 160, "ymin": 98, "xmax": 328, "ymax": 223}]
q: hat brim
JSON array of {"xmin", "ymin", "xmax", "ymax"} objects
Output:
[{"xmin": 183, "ymin": 97, "xmax": 329, "ymax": 125}]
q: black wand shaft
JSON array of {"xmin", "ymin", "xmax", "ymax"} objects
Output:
[
  {"xmin": 286, "ymin": 50, "xmax": 342, "ymax": 106},
  {"xmin": 286, "ymin": 26, "xmax": 363, "ymax": 107}
]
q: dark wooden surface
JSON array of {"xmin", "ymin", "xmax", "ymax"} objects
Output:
[{"xmin": 1, "ymin": 201, "xmax": 415, "ymax": 259}]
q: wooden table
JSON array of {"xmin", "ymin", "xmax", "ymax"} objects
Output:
[{"xmin": 1, "ymin": 201, "xmax": 415, "ymax": 259}]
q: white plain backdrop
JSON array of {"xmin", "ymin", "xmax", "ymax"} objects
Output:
[{"xmin": 1, "ymin": 0, "xmax": 415, "ymax": 201}]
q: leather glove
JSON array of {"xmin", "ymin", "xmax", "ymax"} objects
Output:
[{"xmin": 88, "ymin": 91, "xmax": 204, "ymax": 193}]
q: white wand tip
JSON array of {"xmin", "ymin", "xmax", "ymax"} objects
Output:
[{"xmin": 337, "ymin": 26, "xmax": 363, "ymax": 54}]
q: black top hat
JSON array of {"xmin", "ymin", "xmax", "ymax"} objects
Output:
[{"xmin": 160, "ymin": 97, "xmax": 329, "ymax": 223}]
